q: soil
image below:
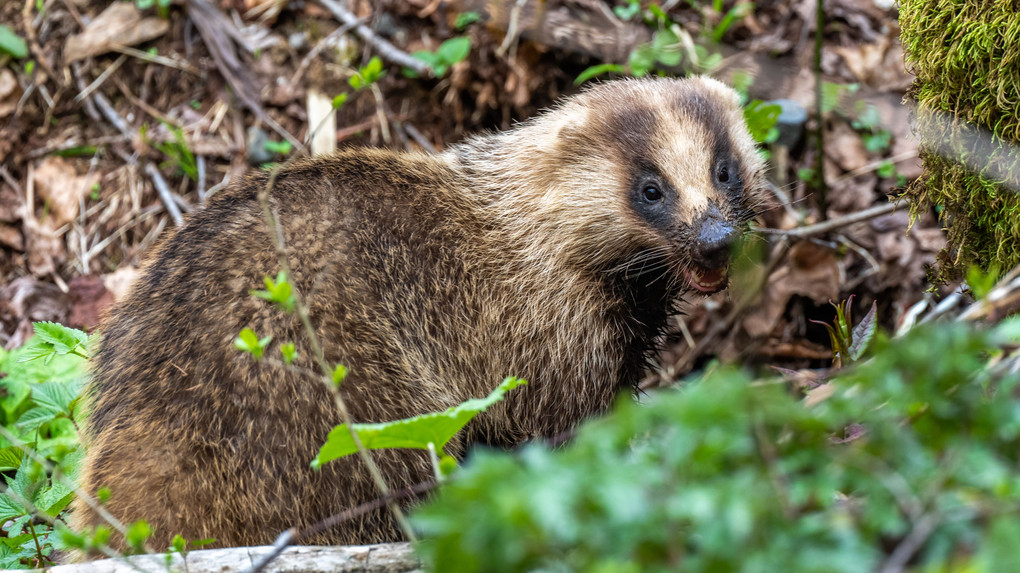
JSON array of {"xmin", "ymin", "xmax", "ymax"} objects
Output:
[{"xmin": 0, "ymin": 0, "xmax": 951, "ymax": 377}]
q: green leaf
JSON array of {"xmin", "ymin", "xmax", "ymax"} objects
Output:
[
  {"xmin": 613, "ymin": 1, "xmax": 641, "ymax": 21},
  {"xmin": 0, "ymin": 447, "xmax": 24, "ymax": 472},
  {"xmin": 263, "ymin": 140, "xmax": 293, "ymax": 156},
  {"xmin": 251, "ymin": 272, "xmax": 296, "ymax": 313},
  {"xmin": 332, "ymin": 93, "xmax": 348, "ymax": 109},
  {"xmin": 437, "ymin": 37, "xmax": 471, "ymax": 65},
  {"xmin": 409, "ymin": 50, "xmax": 446, "ymax": 78},
  {"xmin": 281, "ymin": 342, "xmax": 297, "ymax": 365},
  {"xmin": 967, "ymin": 264, "xmax": 1000, "ymax": 300},
  {"xmin": 848, "ymin": 301, "xmax": 878, "ymax": 361},
  {"xmin": 0, "ymin": 25, "xmax": 28, "ymax": 59},
  {"xmin": 52, "ymin": 145, "xmax": 100, "ymax": 158},
  {"xmin": 0, "ymin": 490, "xmax": 27, "ymax": 522},
  {"xmin": 0, "ymin": 378, "xmax": 31, "ymax": 416},
  {"xmin": 126, "ymin": 520, "xmax": 152, "ymax": 550},
  {"xmin": 18, "ymin": 322, "xmax": 89, "ymax": 363},
  {"xmin": 574, "ymin": 63, "xmax": 625, "ymax": 85},
  {"xmin": 234, "ymin": 328, "xmax": 271, "ymax": 360},
  {"xmin": 313, "ymin": 377, "xmax": 526, "ymax": 469},
  {"xmin": 331, "ymin": 364, "xmax": 348, "ymax": 386},
  {"xmin": 454, "ymin": 11, "xmax": 481, "ymax": 29},
  {"xmin": 14, "ymin": 406, "xmax": 59, "ymax": 434},
  {"xmin": 36, "ymin": 483, "xmax": 74, "ymax": 517},
  {"xmin": 743, "ymin": 100, "xmax": 782, "ymax": 144},
  {"xmin": 31, "ymin": 380, "xmax": 82, "ymax": 416}
]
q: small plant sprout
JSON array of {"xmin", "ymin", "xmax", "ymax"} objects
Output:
[
  {"xmin": 251, "ymin": 271, "xmax": 296, "ymax": 313},
  {"xmin": 280, "ymin": 342, "xmax": 297, "ymax": 365},
  {"xmin": 811, "ymin": 296, "xmax": 878, "ymax": 368},
  {"xmin": 125, "ymin": 520, "xmax": 152, "ymax": 553},
  {"xmin": 234, "ymin": 328, "xmax": 272, "ymax": 361},
  {"xmin": 331, "ymin": 364, "xmax": 348, "ymax": 387},
  {"xmin": 349, "ymin": 56, "xmax": 386, "ymax": 90},
  {"xmin": 407, "ymin": 37, "xmax": 471, "ymax": 78}
]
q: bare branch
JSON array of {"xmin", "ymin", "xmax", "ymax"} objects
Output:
[{"xmin": 315, "ymin": 0, "xmax": 433, "ymax": 78}]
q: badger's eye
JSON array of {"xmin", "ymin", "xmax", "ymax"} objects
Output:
[
  {"xmin": 642, "ymin": 185, "xmax": 663, "ymax": 202},
  {"xmin": 716, "ymin": 162, "xmax": 730, "ymax": 184}
]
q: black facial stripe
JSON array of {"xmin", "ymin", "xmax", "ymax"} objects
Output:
[
  {"xmin": 627, "ymin": 165, "xmax": 676, "ymax": 234},
  {"xmin": 673, "ymin": 90, "xmax": 744, "ymax": 194},
  {"xmin": 605, "ymin": 106, "xmax": 658, "ymax": 165}
]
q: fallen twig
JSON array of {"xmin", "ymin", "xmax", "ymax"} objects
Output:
[
  {"xmin": 753, "ymin": 202, "xmax": 900, "ymax": 239},
  {"xmin": 145, "ymin": 163, "xmax": 185, "ymax": 226},
  {"xmin": 316, "ymin": 0, "xmax": 433, "ymax": 78},
  {"xmin": 245, "ymin": 481, "xmax": 434, "ymax": 573}
]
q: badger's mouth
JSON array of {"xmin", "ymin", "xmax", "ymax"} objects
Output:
[{"xmin": 684, "ymin": 265, "xmax": 728, "ymax": 294}]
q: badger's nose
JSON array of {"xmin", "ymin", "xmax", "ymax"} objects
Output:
[{"xmin": 691, "ymin": 204, "xmax": 737, "ymax": 269}]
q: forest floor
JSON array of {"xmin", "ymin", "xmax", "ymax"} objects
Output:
[{"xmin": 0, "ymin": 0, "xmax": 952, "ymax": 382}]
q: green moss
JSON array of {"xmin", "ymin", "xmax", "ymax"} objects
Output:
[{"xmin": 899, "ymin": 1, "xmax": 1020, "ymax": 279}]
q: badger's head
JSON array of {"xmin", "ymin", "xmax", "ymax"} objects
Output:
[
  {"xmin": 558, "ymin": 76, "xmax": 766, "ymax": 296},
  {"xmin": 456, "ymin": 76, "xmax": 766, "ymax": 298}
]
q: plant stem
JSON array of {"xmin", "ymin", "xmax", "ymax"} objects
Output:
[
  {"xmin": 256, "ymin": 169, "xmax": 418, "ymax": 543},
  {"xmin": 813, "ymin": 0, "xmax": 827, "ymax": 220}
]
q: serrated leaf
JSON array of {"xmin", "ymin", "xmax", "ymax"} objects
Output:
[
  {"xmin": 0, "ymin": 447, "xmax": 23, "ymax": 472},
  {"xmin": 14, "ymin": 406, "xmax": 58, "ymax": 434},
  {"xmin": 849, "ymin": 301, "xmax": 878, "ymax": 361},
  {"xmin": 32, "ymin": 322, "xmax": 87, "ymax": 355},
  {"xmin": 36, "ymin": 483, "xmax": 74, "ymax": 517},
  {"xmin": 0, "ymin": 490, "xmax": 27, "ymax": 522},
  {"xmin": 14, "ymin": 342, "xmax": 57, "ymax": 364},
  {"xmin": 31, "ymin": 380, "xmax": 81, "ymax": 416},
  {"xmin": 313, "ymin": 377, "xmax": 526, "ymax": 468}
]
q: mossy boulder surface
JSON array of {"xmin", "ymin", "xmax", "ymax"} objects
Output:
[{"xmin": 899, "ymin": 2, "xmax": 1020, "ymax": 278}]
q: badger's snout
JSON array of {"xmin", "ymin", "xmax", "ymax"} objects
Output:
[
  {"xmin": 684, "ymin": 204, "xmax": 738, "ymax": 293},
  {"xmin": 691, "ymin": 204, "xmax": 738, "ymax": 269}
]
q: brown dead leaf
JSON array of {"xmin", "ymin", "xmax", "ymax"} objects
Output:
[
  {"xmin": 33, "ymin": 157, "xmax": 99, "ymax": 228},
  {"xmin": 827, "ymin": 122, "xmax": 871, "ymax": 172},
  {"xmin": 68, "ymin": 275, "xmax": 113, "ymax": 331},
  {"xmin": 911, "ymin": 228, "xmax": 946, "ymax": 253},
  {"xmin": 23, "ymin": 218, "xmax": 65, "ymax": 277},
  {"xmin": 0, "ymin": 223, "xmax": 23, "ymax": 251},
  {"xmin": 742, "ymin": 242, "xmax": 842, "ymax": 338},
  {"xmin": 0, "ymin": 68, "xmax": 22, "ymax": 119},
  {"xmin": 102, "ymin": 265, "xmax": 139, "ymax": 302},
  {"xmin": 833, "ymin": 37, "xmax": 889, "ymax": 85},
  {"xmin": 64, "ymin": 2, "xmax": 170, "ymax": 63},
  {"xmin": 804, "ymin": 382, "xmax": 836, "ymax": 407},
  {"xmin": 0, "ymin": 184, "xmax": 23, "ymax": 222},
  {"xmin": 0, "ymin": 277, "xmax": 71, "ymax": 349}
]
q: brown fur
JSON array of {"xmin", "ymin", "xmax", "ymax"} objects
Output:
[{"xmin": 70, "ymin": 77, "xmax": 765, "ymax": 553}]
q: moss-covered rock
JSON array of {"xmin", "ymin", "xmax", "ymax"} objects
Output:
[{"xmin": 899, "ymin": 2, "xmax": 1020, "ymax": 279}]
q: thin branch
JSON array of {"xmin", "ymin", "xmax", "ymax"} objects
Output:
[
  {"xmin": 315, "ymin": 0, "xmax": 433, "ymax": 78},
  {"xmin": 144, "ymin": 163, "xmax": 185, "ymax": 226},
  {"xmin": 878, "ymin": 512, "xmax": 939, "ymax": 573},
  {"xmin": 753, "ymin": 202, "xmax": 899, "ymax": 239}
]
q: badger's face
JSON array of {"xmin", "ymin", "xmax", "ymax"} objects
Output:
[{"xmin": 552, "ymin": 77, "xmax": 765, "ymax": 295}]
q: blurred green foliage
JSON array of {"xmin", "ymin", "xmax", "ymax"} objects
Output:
[{"xmin": 414, "ymin": 321, "xmax": 1020, "ymax": 572}]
